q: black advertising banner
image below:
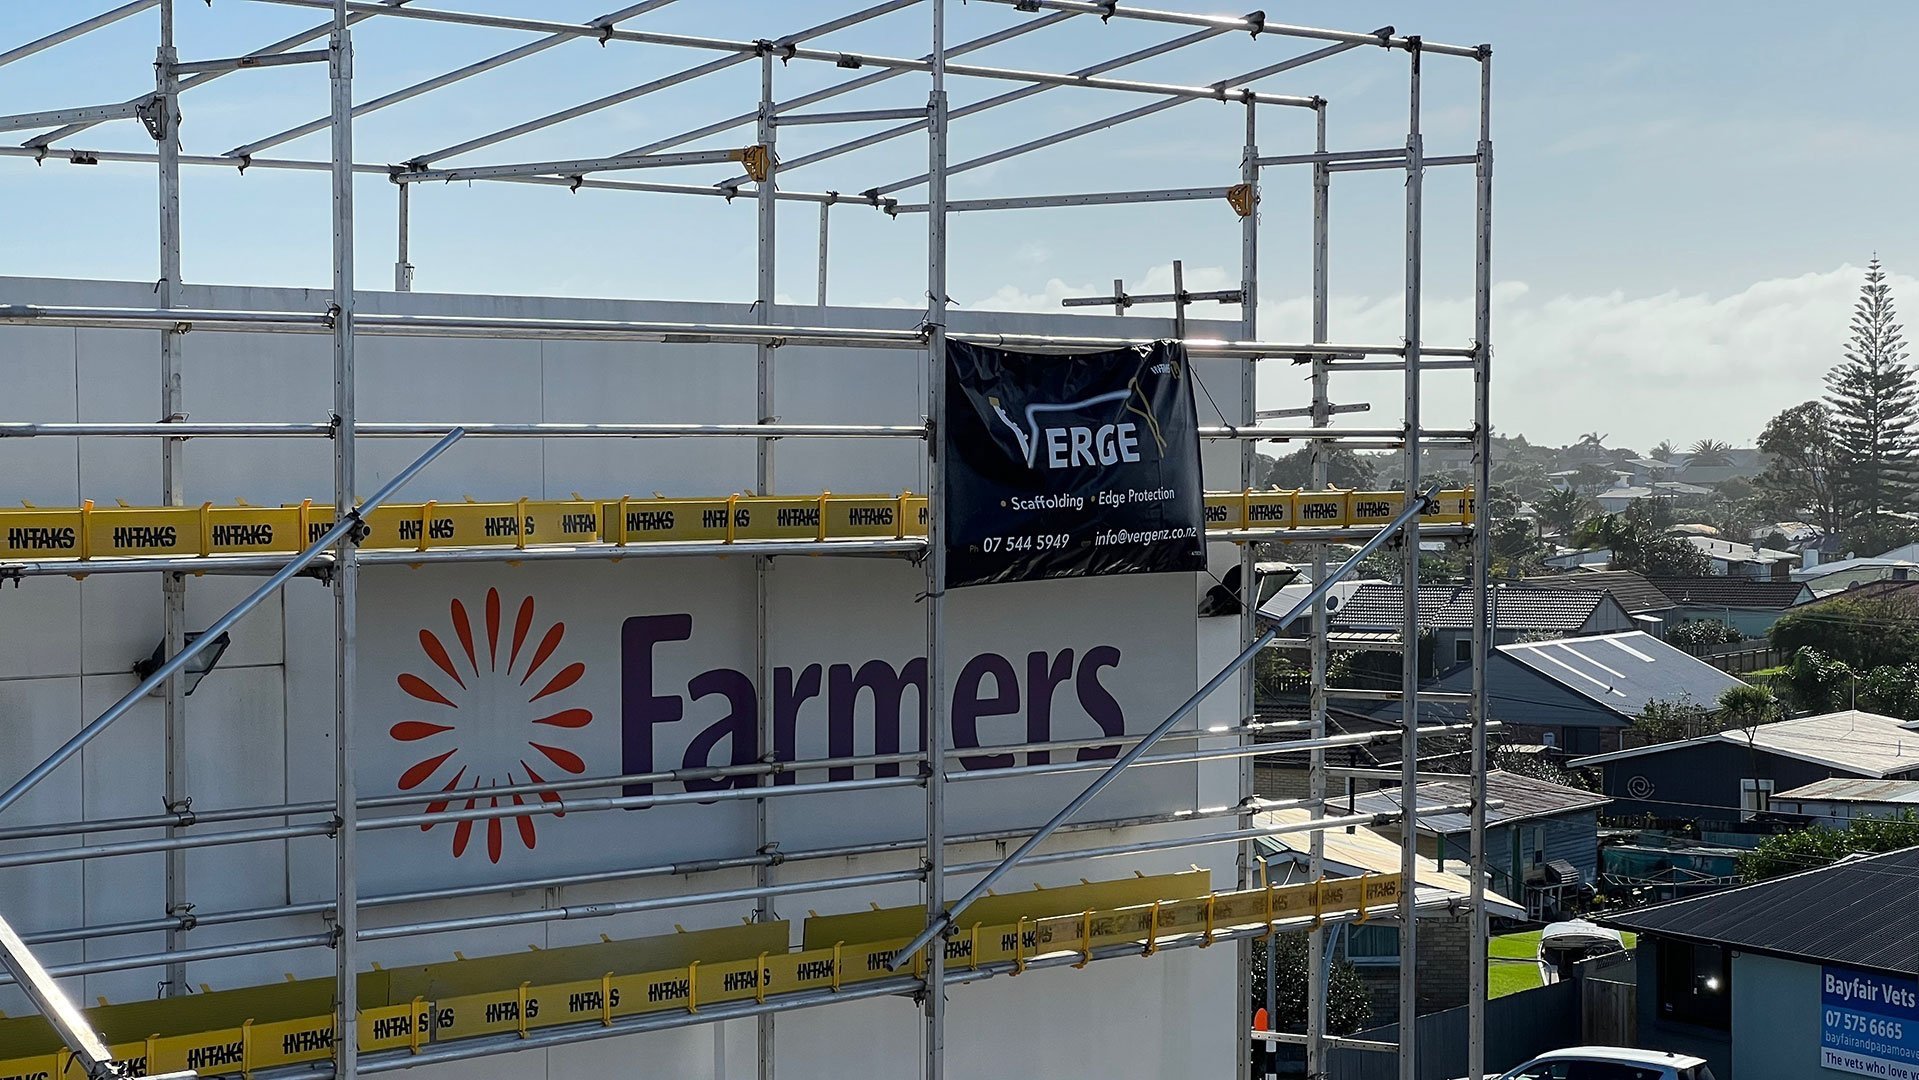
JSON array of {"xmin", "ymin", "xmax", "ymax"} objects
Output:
[{"xmin": 943, "ymin": 338, "xmax": 1205, "ymax": 588}]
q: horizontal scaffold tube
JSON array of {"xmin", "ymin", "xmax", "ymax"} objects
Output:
[
  {"xmin": 1, "ymin": 803, "xmax": 1449, "ymax": 988},
  {"xmin": 0, "ymin": 721, "xmax": 1289, "ymax": 845},
  {"xmin": 0, "ymin": 304, "xmax": 1474, "ymax": 358},
  {"xmin": 21, "ymin": 799, "xmax": 1282, "ymax": 951},
  {"xmin": 0, "ymin": 420, "xmax": 1473, "ymax": 441},
  {"xmin": 0, "ymin": 723, "xmax": 1454, "ymax": 873}
]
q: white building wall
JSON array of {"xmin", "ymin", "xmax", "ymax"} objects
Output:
[{"xmin": 0, "ymin": 278, "xmax": 1245, "ymax": 1078}]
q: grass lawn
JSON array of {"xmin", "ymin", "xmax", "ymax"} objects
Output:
[{"xmin": 1487, "ymin": 930, "xmax": 1636, "ymax": 999}]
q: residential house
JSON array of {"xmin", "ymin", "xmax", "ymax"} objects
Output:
[
  {"xmin": 1543, "ymin": 546, "xmax": 1613, "ymax": 570},
  {"xmin": 1793, "ymin": 559, "xmax": 1919, "ymax": 595},
  {"xmin": 1595, "ymin": 483, "xmax": 1660, "ymax": 514},
  {"xmin": 1669, "ymin": 447, "xmax": 1765, "ymax": 487},
  {"xmin": 1327, "ymin": 582, "xmax": 1634, "ymax": 670},
  {"xmin": 1255, "ymin": 807, "xmax": 1526, "ymax": 1018},
  {"xmin": 1768, "ymin": 777, "xmax": 1919, "ymax": 825},
  {"xmin": 1601, "ymin": 846, "xmax": 1919, "ymax": 1080},
  {"xmin": 1345, "ymin": 771, "xmax": 1611, "ymax": 920},
  {"xmin": 1370, "ymin": 631, "xmax": 1749, "ymax": 755},
  {"xmin": 1644, "ymin": 576, "xmax": 1812, "ymax": 637},
  {"xmin": 1519, "ymin": 569, "xmax": 1678, "ymax": 637},
  {"xmin": 1574, "ymin": 710, "xmax": 1919, "ymax": 824},
  {"xmin": 1679, "ymin": 536, "xmax": 1800, "ymax": 580},
  {"xmin": 1251, "ymin": 704, "xmax": 1424, "ymax": 802}
]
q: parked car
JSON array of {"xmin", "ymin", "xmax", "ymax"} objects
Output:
[{"xmin": 1495, "ymin": 1046, "xmax": 1715, "ymax": 1080}]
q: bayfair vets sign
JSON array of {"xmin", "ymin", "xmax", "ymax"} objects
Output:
[
  {"xmin": 1822, "ymin": 965, "xmax": 1919, "ymax": 1078},
  {"xmin": 943, "ymin": 339, "xmax": 1205, "ymax": 588}
]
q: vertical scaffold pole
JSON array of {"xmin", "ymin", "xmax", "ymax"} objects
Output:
[
  {"xmin": 816, "ymin": 201, "xmax": 830, "ymax": 307},
  {"xmin": 754, "ymin": 46, "xmax": 779, "ymax": 1080},
  {"xmin": 1305, "ymin": 99, "xmax": 1331, "ymax": 1080},
  {"xmin": 1467, "ymin": 45, "xmax": 1495, "ymax": 1080},
  {"xmin": 1237, "ymin": 95, "xmax": 1260, "ymax": 1080},
  {"xmin": 923, "ymin": 3, "xmax": 950, "ymax": 1077},
  {"xmin": 394, "ymin": 182, "xmax": 413, "ymax": 292},
  {"xmin": 1397, "ymin": 37, "xmax": 1425, "ymax": 1080},
  {"xmin": 328, "ymin": 2, "xmax": 360, "ymax": 1077},
  {"xmin": 155, "ymin": 0, "xmax": 190, "ymax": 1002}
]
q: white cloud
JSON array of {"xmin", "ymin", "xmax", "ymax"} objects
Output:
[{"xmin": 953, "ymin": 262, "xmax": 1899, "ymax": 452}]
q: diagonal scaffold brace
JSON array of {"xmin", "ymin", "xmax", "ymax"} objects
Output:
[
  {"xmin": 0, "ymin": 428, "xmax": 467, "ymax": 819},
  {"xmin": 887, "ymin": 484, "xmax": 1443, "ymax": 971}
]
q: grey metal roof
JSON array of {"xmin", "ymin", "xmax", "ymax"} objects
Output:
[
  {"xmin": 1498, "ymin": 631, "xmax": 1747, "ymax": 716},
  {"xmin": 1574, "ymin": 710, "xmax": 1919, "ymax": 779},
  {"xmin": 1343, "ymin": 770, "xmax": 1611, "ymax": 834},
  {"xmin": 1773, "ymin": 777, "xmax": 1919, "ymax": 805},
  {"xmin": 1603, "ymin": 846, "xmax": 1919, "ymax": 975},
  {"xmin": 1329, "ymin": 583, "xmax": 1617, "ymax": 633}
]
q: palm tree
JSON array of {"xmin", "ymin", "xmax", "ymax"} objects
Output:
[
  {"xmin": 1650, "ymin": 440, "xmax": 1677, "ymax": 462},
  {"xmin": 1536, "ymin": 487, "xmax": 1590, "ymax": 538},
  {"xmin": 1688, "ymin": 439, "xmax": 1736, "ymax": 467}
]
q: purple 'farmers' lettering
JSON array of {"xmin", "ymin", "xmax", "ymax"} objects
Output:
[
  {"xmin": 773, "ymin": 664, "xmax": 823, "ymax": 786},
  {"xmin": 619, "ymin": 612, "xmax": 1130, "ymax": 793},
  {"xmin": 682, "ymin": 667, "xmax": 757, "ymax": 792},
  {"xmin": 951, "ymin": 652, "xmax": 1019, "ymax": 770},
  {"xmin": 1024, "ymin": 649, "xmax": 1075, "ymax": 765},
  {"xmin": 827, "ymin": 658, "xmax": 926, "ymax": 780},
  {"xmin": 621, "ymin": 614, "xmax": 692, "ymax": 796},
  {"xmin": 1075, "ymin": 645, "xmax": 1125, "ymax": 761}
]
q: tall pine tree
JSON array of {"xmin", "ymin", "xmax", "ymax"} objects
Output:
[{"xmin": 1826, "ymin": 258, "xmax": 1918, "ymax": 526}]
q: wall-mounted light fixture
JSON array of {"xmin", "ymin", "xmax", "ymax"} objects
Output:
[{"xmin": 133, "ymin": 631, "xmax": 231, "ymax": 697}]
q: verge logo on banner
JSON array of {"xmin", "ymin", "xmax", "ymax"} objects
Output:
[{"xmin": 944, "ymin": 339, "xmax": 1205, "ymax": 588}]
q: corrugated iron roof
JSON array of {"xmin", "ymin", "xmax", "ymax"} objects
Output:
[
  {"xmin": 1342, "ymin": 770, "xmax": 1611, "ymax": 833},
  {"xmin": 1773, "ymin": 777, "xmax": 1919, "ymax": 804},
  {"xmin": 1329, "ymin": 583, "xmax": 1616, "ymax": 633},
  {"xmin": 1603, "ymin": 846, "xmax": 1919, "ymax": 975},
  {"xmin": 1575, "ymin": 710, "xmax": 1919, "ymax": 778},
  {"xmin": 1498, "ymin": 631, "xmax": 1747, "ymax": 716}
]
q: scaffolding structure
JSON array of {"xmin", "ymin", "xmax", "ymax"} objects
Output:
[{"xmin": 0, "ymin": 3, "xmax": 1494, "ymax": 1079}]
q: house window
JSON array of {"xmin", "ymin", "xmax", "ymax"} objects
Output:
[
  {"xmin": 1523, "ymin": 824, "xmax": 1548, "ymax": 868},
  {"xmin": 1740, "ymin": 779, "xmax": 1775, "ymax": 821},
  {"xmin": 1454, "ymin": 638, "xmax": 1472, "ymax": 665},
  {"xmin": 1344, "ymin": 924, "xmax": 1399, "ymax": 966},
  {"xmin": 1656, "ymin": 940, "xmax": 1730, "ymax": 1029}
]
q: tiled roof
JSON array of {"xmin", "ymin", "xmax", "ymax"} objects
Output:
[
  {"xmin": 1329, "ymin": 583, "xmax": 1614, "ymax": 633},
  {"xmin": 1345, "ymin": 770, "xmax": 1611, "ymax": 833},
  {"xmin": 1603, "ymin": 846, "xmax": 1919, "ymax": 974},
  {"xmin": 1644, "ymin": 575, "xmax": 1809, "ymax": 610},
  {"xmin": 1518, "ymin": 570, "xmax": 1677, "ymax": 615}
]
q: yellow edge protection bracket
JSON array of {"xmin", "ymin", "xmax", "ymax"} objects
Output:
[
  {"xmin": 0, "ymin": 873, "xmax": 1408, "ymax": 1073},
  {"xmin": 0, "ymin": 490, "xmax": 1472, "ymax": 562}
]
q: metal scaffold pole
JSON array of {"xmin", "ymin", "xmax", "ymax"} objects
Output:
[
  {"xmin": 923, "ymin": 2, "xmax": 951, "ymax": 1077},
  {"xmin": 1305, "ymin": 98, "xmax": 1331, "ymax": 1080},
  {"xmin": 1237, "ymin": 94, "xmax": 1261, "ymax": 1080},
  {"xmin": 155, "ymin": 0, "xmax": 191, "ymax": 1003},
  {"xmin": 754, "ymin": 44, "xmax": 780, "ymax": 1080},
  {"xmin": 328, "ymin": 1, "xmax": 360, "ymax": 1076},
  {"xmin": 1467, "ymin": 46, "xmax": 1495, "ymax": 1080},
  {"xmin": 1397, "ymin": 37, "xmax": 1425, "ymax": 1080}
]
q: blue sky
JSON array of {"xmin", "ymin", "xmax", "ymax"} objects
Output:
[{"xmin": 5, "ymin": 2, "xmax": 1917, "ymax": 449}]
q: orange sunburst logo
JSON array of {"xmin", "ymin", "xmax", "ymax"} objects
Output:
[{"xmin": 391, "ymin": 587, "xmax": 592, "ymax": 863}]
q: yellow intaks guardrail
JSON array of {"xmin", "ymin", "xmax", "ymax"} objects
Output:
[
  {"xmin": 0, "ymin": 869, "xmax": 1403, "ymax": 1076},
  {"xmin": 0, "ymin": 490, "xmax": 1472, "ymax": 562}
]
